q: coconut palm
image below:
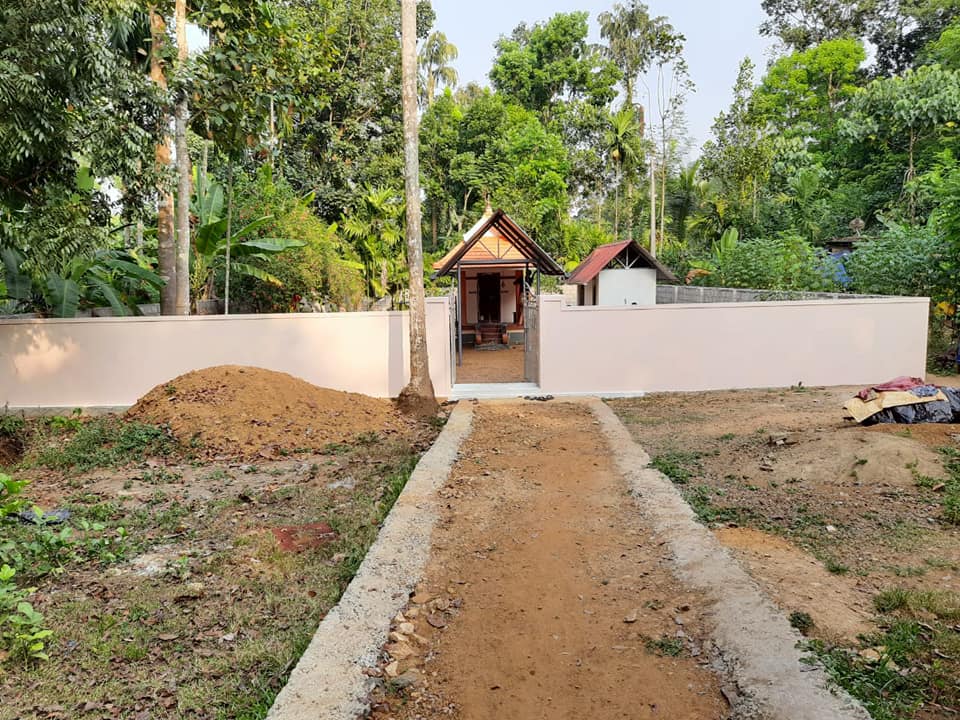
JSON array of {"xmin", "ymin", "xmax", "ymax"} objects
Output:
[{"xmin": 418, "ymin": 31, "xmax": 458, "ymax": 107}]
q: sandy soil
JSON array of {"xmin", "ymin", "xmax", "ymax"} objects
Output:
[
  {"xmin": 370, "ymin": 401, "xmax": 729, "ymax": 720},
  {"xmin": 609, "ymin": 386, "xmax": 960, "ymax": 644},
  {"xmin": 455, "ymin": 347, "xmax": 525, "ymax": 384},
  {"xmin": 127, "ymin": 365, "xmax": 414, "ymax": 459}
]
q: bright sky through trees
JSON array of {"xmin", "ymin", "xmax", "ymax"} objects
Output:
[{"xmin": 431, "ymin": 0, "xmax": 774, "ymax": 151}]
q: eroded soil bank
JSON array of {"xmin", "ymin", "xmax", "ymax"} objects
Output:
[{"xmin": 370, "ymin": 401, "xmax": 730, "ymax": 720}]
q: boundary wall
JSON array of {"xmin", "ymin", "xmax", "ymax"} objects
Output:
[
  {"xmin": 538, "ymin": 294, "xmax": 929, "ymax": 395},
  {"xmin": 0, "ymin": 298, "xmax": 452, "ymax": 409}
]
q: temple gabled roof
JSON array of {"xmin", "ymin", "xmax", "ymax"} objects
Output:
[
  {"xmin": 432, "ymin": 208, "xmax": 564, "ymax": 277},
  {"xmin": 565, "ymin": 239, "xmax": 678, "ymax": 285}
]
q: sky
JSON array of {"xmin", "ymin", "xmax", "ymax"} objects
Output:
[{"xmin": 429, "ymin": 0, "xmax": 776, "ymax": 154}]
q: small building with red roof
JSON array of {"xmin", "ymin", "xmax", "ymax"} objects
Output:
[{"xmin": 565, "ymin": 239, "xmax": 677, "ymax": 306}]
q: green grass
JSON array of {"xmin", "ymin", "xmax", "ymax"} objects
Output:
[
  {"xmin": 810, "ymin": 586, "xmax": 960, "ymax": 719},
  {"xmin": 33, "ymin": 417, "xmax": 177, "ymax": 471},
  {"xmin": 644, "ymin": 635, "xmax": 685, "ymax": 657},
  {"xmin": 789, "ymin": 610, "xmax": 814, "ymax": 635},
  {"xmin": 651, "ymin": 450, "xmax": 703, "ymax": 485}
]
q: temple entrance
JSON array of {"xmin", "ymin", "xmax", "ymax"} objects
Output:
[
  {"xmin": 430, "ymin": 206, "xmax": 563, "ymax": 393},
  {"xmin": 477, "ymin": 273, "xmax": 501, "ymax": 324}
]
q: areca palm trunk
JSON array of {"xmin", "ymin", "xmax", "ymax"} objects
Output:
[
  {"xmin": 150, "ymin": 8, "xmax": 176, "ymax": 315},
  {"xmin": 397, "ymin": 0, "xmax": 437, "ymax": 416},
  {"xmin": 174, "ymin": 0, "xmax": 191, "ymax": 315}
]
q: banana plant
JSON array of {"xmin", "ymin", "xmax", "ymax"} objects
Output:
[
  {"xmin": 2, "ymin": 247, "xmax": 165, "ymax": 318},
  {"xmin": 190, "ymin": 169, "xmax": 305, "ymax": 303},
  {"xmin": 685, "ymin": 227, "xmax": 740, "ymax": 285}
]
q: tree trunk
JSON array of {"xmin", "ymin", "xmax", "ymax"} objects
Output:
[
  {"xmin": 660, "ymin": 161, "xmax": 667, "ymax": 245},
  {"xmin": 397, "ymin": 0, "xmax": 437, "ymax": 417},
  {"xmin": 649, "ymin": 161, "xmax": 657, "ymax": 257},
  {"xmin": 150, "ymin": 9, "xmax": 177, "ymax": 315},
  {"xmin": 224, "ymin": 163, "xmax": 234, "ymax": 315},
  {"xmin": 613, "ymin": 169, "xmax": 620, "ymax": 241},
  {"xmin": 174, "ymin": 0, "xmax": 191, "ymax": 315}
]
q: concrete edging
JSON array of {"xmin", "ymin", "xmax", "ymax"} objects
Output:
[
  {"xmin": 589, "ymin": 398, "xmax": 871, "ymax": 720},
  {"xmin": 265, "ymin": 402, "xmax": 474, "ymax": 720}
]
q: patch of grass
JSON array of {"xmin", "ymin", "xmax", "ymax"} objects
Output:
[
  {"xmin": 874, "ymin": 587, "xmax": 960, "ymax": 621},
  {"xmin": 718, "ymin": 433, "xmax": 736, "ymax": 441},
  {"xmin": 789, "ymin": 610, "xmax": 814, "ymax": 635},
  {"xmin": 684, "ymin": 484, "xmax": 749, "ymax": 525},
  {"xmin": 651, "ymin": 450, "xmax": 703, "ymax": 485},
  {"xmin": 889, "ymin": 565, "xmax": 927, "ymax": 578},
  {"xmin": 825, "ymin": 559, "xmax": 850, "ymax": 575},
  {"xmin": 33, "ymin": 417, "xmax": 177, "ymax": 471},
  {"xmin": 812, "ymin": 587, "xmax": 960, "ymax": 719},
  {"xmin": 644, "ymin": 635, "xmax": 685, "ymax": 657}
]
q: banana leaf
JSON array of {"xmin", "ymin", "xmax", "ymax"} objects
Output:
[
  {"xmin": 101, "ymin": 259, "xmax": 165, "ymax": 288},
  {"xmin": 231, "ymin": 262, "xmax": 283, "ymax": 286},
  {"xmin": 45, "ymin": 274, "xmax": 80, "ymax": 318},
  {"xmin": 230, "ymin": 238, "xmax": 306, "ymax": 256},
  {"xmin": 88, "ymin": 278, "xmax": 130, "ymax": 316},
  {"xmin": 1, "ymin": 249, "xmax": 32, "ymax": 301}
]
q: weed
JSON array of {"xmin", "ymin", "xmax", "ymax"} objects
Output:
[
  {"xmin": 0, "ymin": 414, "xmax": 24, "ymax": 438},
  {"xmin": 719, "ymin": 433, "xmax": 736, "ymax": 441},
  {"xmin": 789, "ymin": 611, "xmax": 814, "ymax": 635},
  {"xmin": 0, "ymin": 473, "xmax": 28, "ymax": 519},
  {"xmin": 644, "ymin": 635, "xmax": 684, "ymax": 657},
  {"xmin": 651, "ymin": 450, "xmax": 703, "ymax": 485},
  {"xmin": 0, "ymin": 564, "xmax": 52, "ymax": 663}
]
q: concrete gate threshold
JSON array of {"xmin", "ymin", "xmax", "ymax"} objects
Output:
[
  {"xmin": 449, "ymin": 383, "xmax": 649, "ymax": 400},
  {"xmin": 448, "ymin": 382, "xmax": 540, "ymax": 400}
]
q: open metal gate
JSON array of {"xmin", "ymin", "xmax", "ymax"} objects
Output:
[{"xmin": 524, "ymin": 295, "xmax": 539, "ymax": 384}]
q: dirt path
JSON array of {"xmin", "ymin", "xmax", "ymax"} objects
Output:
[
  {"xmin": 455, "ymin": 347, "xmax": 525, "ymax": 383},
  {"xmin": 371, "ymin": 401, "xmax": 729, "ymax": 719}
]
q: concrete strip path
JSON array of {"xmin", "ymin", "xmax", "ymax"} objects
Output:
[
  {"xmin": 265, "ymin": 402, "xmax": 473, "ymax": 720},
  {"xmin": 590, "ymin": 398, "xmax": 871, "ymax": 720}
]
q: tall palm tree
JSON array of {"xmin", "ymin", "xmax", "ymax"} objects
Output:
[
  {"xmin": 418, "ymin": 31, "xmax": 458, "ymax": 107},
  {"xmin": 398, "ymin": 0, "xmax": 437, "ymax": 416},
  {"xmin": 603, "ymin": 106, "xmax": 643, "ymax": 241},
  {"xmin": 148, "ymin": 6, "xmax": 177, "ymax": 315},
  {"xmin": 174, "ymin": 0, "xmax": 190, "ymax": 315}
]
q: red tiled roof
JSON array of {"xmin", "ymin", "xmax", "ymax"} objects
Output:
[{"xmin": 566, "ymin": 239, "xmax": 678, "ymax": 285}]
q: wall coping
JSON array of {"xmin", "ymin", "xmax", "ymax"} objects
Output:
[
  {"xmin": 542, "ymin": 293, "xmax": 931, "ymax": 312},
  {"xmin": 0, "ymin": 299, "xmax": 450, "ymax": 328}
]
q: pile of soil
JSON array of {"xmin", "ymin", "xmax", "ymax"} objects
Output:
[{"xmin": 127, "ymin": 365, "xmax": 412, "ymax": 459}]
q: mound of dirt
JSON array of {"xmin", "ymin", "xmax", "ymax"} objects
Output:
[{"xmin": 127, "ymin": 366, "xmax": 413, "ymax": 459}]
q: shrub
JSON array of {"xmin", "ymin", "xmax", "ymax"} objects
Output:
[{"xmin": 845, "ymin": 221, "xmax": 947, "ymax": 299}]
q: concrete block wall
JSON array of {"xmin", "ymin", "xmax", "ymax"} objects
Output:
[{"xmin": 655, "ymin": 285, "xmax": 885, "ymax": 304}]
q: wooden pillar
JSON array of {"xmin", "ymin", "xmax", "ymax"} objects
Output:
[{"xmin": 457, "ymin": 262, "xmax": 464, "ymax": 366}]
